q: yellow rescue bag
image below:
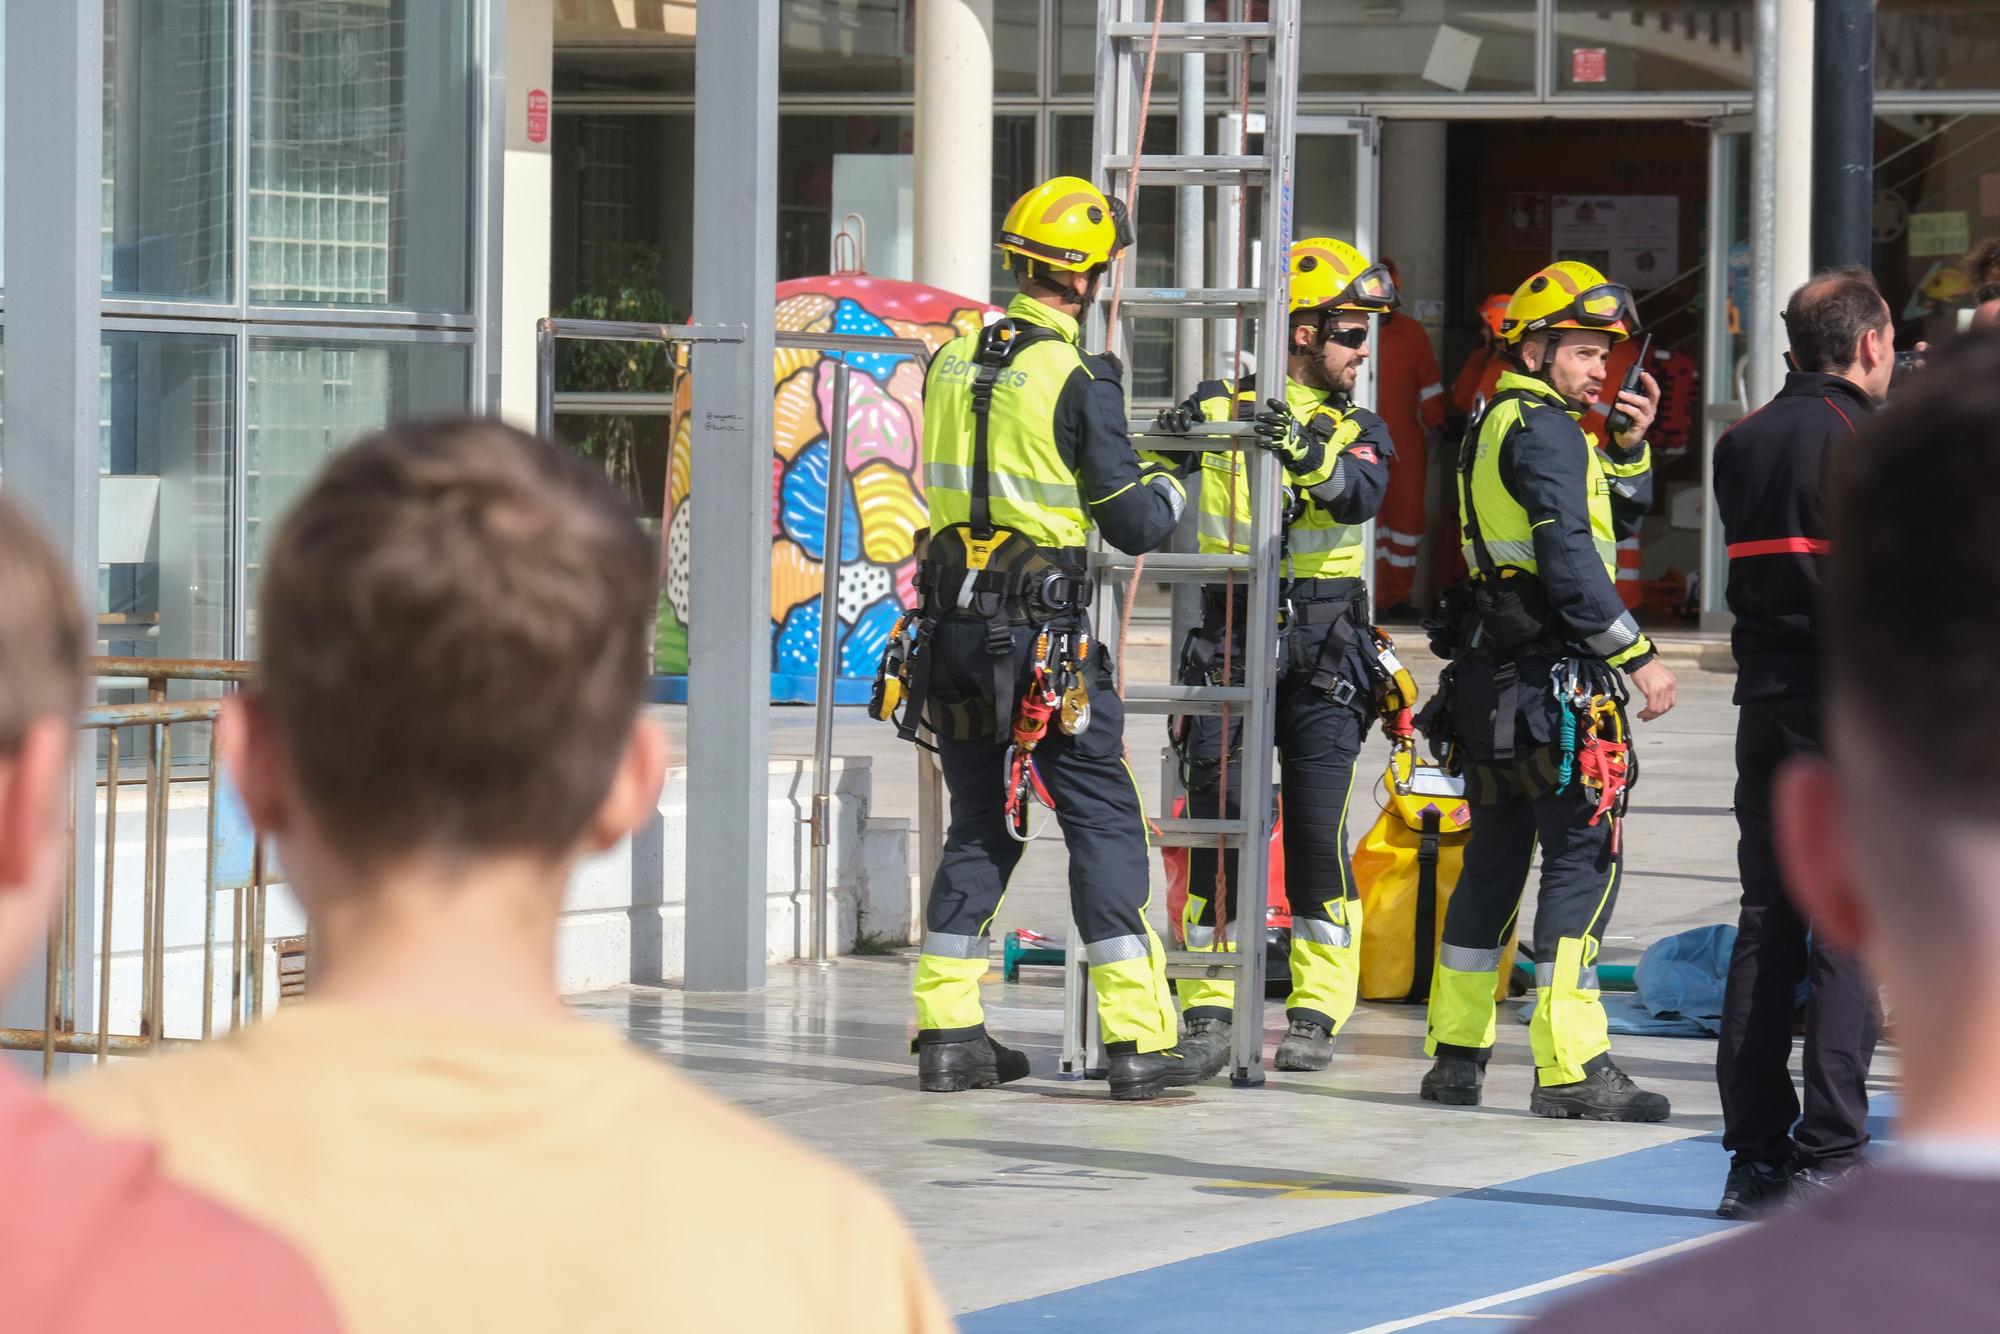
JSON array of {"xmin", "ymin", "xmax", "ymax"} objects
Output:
[{"xmin": 1354, "ymin": 742, "xmax": 1516, "ymax": 1003}]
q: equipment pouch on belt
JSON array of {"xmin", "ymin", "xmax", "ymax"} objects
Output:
[{"xmin": 1471, "ymin": 569, "xmax": 1553, "ymax": 654}]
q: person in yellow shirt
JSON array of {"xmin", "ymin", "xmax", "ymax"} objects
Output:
[{"xmin": 58, "ymin": 419, "xmax": 951, "ymax": 1334}]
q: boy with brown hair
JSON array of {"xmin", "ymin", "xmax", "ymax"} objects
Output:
[
  {"xmin": 60, "ymin": 420, "xmax": 951, "ymax": 1333},
  {"xmin": 0, "ymin": 495, "xmax": 340, "ymax": 1332}
]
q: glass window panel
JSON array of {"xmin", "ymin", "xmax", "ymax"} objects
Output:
[
  {"xmin": 992, "ymin": 0, "xmax": 1041, "ymax": 95},
  {"xmin": 103, "ymin": 0, "xmax": 234, "ymax": 300},
  {"xmin": 1303, "ymin": 1, "xmax": 1537, "ymax": 95},
  {"xmin": 1873, "ymin": 114, "xmax": 2000, "ymax": 351},
  {"xmin": 1061, "ymin": 0, "xmax": 1535, "ymax": 97},
  {"xmin": 250, "ymin": 0, "xmax": 475, "ymax": 310},
  {"xmin": 1552, "ymin": 1, "xmax": 1754, "ymax": 95},
  {"xmin": 778, "ymin": 113, "xmax": 912, "ymax": 280},
  {"xmin": 990, "ymin": 114, "xmax": 1037, "ymax": 306},
  {"xmin": 99, "ymin": 332, "xmax": 235, "ymax": 663},
  {"xmin": 243, "ymin": 339, "xmax": 470, "ymax": 651},
  {"xmin": 779, "ymin": 1, "xmax": 914, "ymax": 95},
  {"xmin": 1877, "ymin": 3, "xmax": 2000, "ymax": 93},
  {"xmin": 551, "ymin": 114, "xmax": 696, "ymax": 319},
  {"xmin": 1056, "ymin": 0, "xmax": 1178, "ymax": 96},
  {"xmin": 556, "ymin": 0, "xmax": 1036, "ymax": 98}
]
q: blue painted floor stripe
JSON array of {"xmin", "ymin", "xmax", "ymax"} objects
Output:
[
  {"xmin": 965, "ymin": 1104, "xmax": 1900, "ymax": 1333},
  {"xmin": 962, "ymin": 1135, "xmax": 1733, "ymax": 1333}
]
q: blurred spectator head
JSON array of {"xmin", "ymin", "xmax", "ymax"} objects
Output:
[
  {"xmin": 1972, "ymin": 281, "xmax": 2000, "ymax": 331},
  {"xmin": 0, "ymin": 495, "xmax": 86, "ymax": 985},
  {"xmin": 1779, "ymin": 328, "xmax": 2000, "ymax": 1122},
  {"xmin": 227, "ymin": 418, "xmax": 664, "ymax": 892},
  {"xmin": 1783, "ymin": 267, "xmax": 1894, "ymax": 398},
  {"xmin": 1965, "ymin": 238, "xmax": 2000, "ymax": 286}
]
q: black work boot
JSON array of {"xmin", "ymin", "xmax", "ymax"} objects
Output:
[
  {"xmin": 1107, "ymin": 1040, "xmax": 1228, "ymax": 1101},
  {"xmin": 915, "ymin": 1033, "xmax": 1031, "ymax": 1093},
  {"xmin": 1180, "ymin": 1015, "xmax": 1233, "ymax": 1069},
  {"xmin": 1529, "ymin": 1056, "xmax": 1670, "ymax": 1122},
  {"xmin": 1716, "ymin": 1156, "xmax": 1795, "ymax": 1219},
  {"xmin": 1420, "ymin": 1055, "xmax": 1486, "ymax": 1106},
  {"xmin": 1272, "ymin": 1018, "xmax": 1334, "ymax": 1071},
  {"xmin": 1785, "ymin": 1159, "xmax": 1864, "ymax": 1210}
]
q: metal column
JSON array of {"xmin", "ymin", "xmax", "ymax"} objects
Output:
[
  {"xmin": 1, "ymin": 0, "xmax": 103, "ymax": 1058},
  {"xmin": 685, "ymin": 0, "xmax": 779, "ymax": 991},
  {"xmin": 1812, "ymin": 0, "xmax": 1875, "ymax": 272}
]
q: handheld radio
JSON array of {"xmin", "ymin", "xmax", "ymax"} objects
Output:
[{"xmin": 1603, "ymin": 333, "xmax": 1654, "ymax": 440}]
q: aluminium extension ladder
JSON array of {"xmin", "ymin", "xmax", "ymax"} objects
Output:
[{"xmin": 1058, "ymin": 0, "xmax": 1304, "ymax": 1089}]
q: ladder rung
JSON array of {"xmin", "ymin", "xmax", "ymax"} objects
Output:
[
  {"xmin": 1164, "ymin": 949, "xmax": 1254, "ymax": 974},
  {"xmin": 1128, "ymin": 418, "xmax": 1253, "ymax": 448},
  {"xmin": 1106, "ymin": 21, "xmax": 1272, "ymax": 50},
  {"xmin": 1121, "ymin": 684, "xmax": 1251, "ymax": 716},
  {"xmin": 1105, "ymin": 154, "xmax": 1269, "ymax": 186},
  {"xmin": 1150, "ymin": 817, "xmax": 1247, "ymax": 848},
  {"xmin": 1111, "ymin": 288, "xmax": 1266, "ymax": 314},
  {"xmin": 1128, "ymin": 419, "xmax": 1253, "ymax": 435},
  {"xmin": 1097, "ymin": 551, "xmax": 1253, "ymax": 581}
]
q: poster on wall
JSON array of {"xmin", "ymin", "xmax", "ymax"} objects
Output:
[
  {"xmin": 1551, "ymin": 195, "xmax": 1679, "ymax": 291},
  {"xmin": 1908, "ymin": 209, "xmax": 1970, "ymax": 259}
]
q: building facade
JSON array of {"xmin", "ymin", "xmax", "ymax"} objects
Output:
[{"xmin": 4, "ymin": 0, "xmax": 497, "ymax": 667}]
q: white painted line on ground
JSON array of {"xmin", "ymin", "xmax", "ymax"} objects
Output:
[{"xmin": 1345, "ymin": 1231, "xmax": 1732, "ymax": 1332}]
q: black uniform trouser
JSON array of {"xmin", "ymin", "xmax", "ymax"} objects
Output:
[
  {"xmin": 1717, "ymin": 694, "xmax": 1877, "ymax": 1170},
  {"xmin": 1180, "ymin": 605, "xmax": 1369, "ymax": 1031},
  {"xmin": 1427, "ymin": 753, "xmax": 1623, "ymax": 1083},
  {"xmin": 915, "ymin": 614, "xmax": 1176, "ymax": 1054}
]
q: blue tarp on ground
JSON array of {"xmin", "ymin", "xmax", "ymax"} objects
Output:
[{"xmin": 1519, "ymin": 925, "xmax": 1737, "ymax": 1038}]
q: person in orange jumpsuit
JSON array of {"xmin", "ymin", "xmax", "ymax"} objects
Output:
[
  {"xmin": 1449, "ymin": 293, "xmax": 1512, "ymax": 415},
  {"xmin": 1372, "ymin": 259, "xmax": 1447, "ymax": 617}
]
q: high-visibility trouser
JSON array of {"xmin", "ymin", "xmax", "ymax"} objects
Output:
[
  {"xmin": 913, "ymin": 618, "xmax": 1176, "ymax": 1055},
  {"xmin": 1425, "ymin": 760, "xmax": 1621, "ymax": 1086},
  {"xmin": 1179, "ymin": 615, "xmax": 1366, "ymax": 1033}
]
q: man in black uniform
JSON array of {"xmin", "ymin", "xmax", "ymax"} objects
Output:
[{"xmin": 1710, "ymin": 268, "xmax": 1890, "ymax": 1216}]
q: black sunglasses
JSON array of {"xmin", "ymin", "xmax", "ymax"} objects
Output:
[{"xmin": 1320, "ymin": 325, "xmax": 1370, "ymax": 349}]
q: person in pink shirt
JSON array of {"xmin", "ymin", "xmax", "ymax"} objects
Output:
[{"xmin": 0, "ymin": 493, "xmax": 342, "ymax": 1333}]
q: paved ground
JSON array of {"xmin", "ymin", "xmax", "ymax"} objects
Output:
[{"xmin": 615, "ymin": 617, "xmax": 1895, "ymax": 1329}]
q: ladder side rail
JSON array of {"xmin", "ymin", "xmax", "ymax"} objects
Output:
[
  {"xmin": 1064, "ymin": 0, "xmax": 1131, "ymax": 1079},
  {"xmin": 1226, "ymin": 0, "xmax": 1301, "ymax": 1089}
]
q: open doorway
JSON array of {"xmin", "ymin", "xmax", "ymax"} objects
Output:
[{"xmin": 1369, "ymin": 118, "xmax": 1714, "ymax": 628}]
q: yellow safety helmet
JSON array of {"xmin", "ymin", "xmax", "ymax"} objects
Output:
[
  {"xmin": 996, "ymin": 176, "xmax": 1133, "ymax": 272},
  {"xmin": 1501, "ymin": 260, "xmax": 1638, "ymax": 344},
  {"xmin": 1289, "ymin": 237, "xmax": 1400, "ymax": 314}
]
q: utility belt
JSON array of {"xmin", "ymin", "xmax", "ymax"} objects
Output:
[
  {"xmin": 1428, "ymin": 570, "xmax": 1571, "ymax": 661},
  {"xmin": 1175, "ymin": 577, "xmax": 1415, "ymax": 748},
  {"xmin": 872, "ymin": 524, "xmax": 1095, "ymax": 747}
]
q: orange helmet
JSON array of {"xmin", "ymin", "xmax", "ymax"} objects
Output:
[{"xmin": 1477, "ymin": 293, "xmax": 1511, "ymax": 339}]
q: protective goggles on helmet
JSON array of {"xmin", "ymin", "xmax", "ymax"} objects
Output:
[
  {"xmin": 1521, "ymin": 282, "xmax": 1638, "ymax": 338},
  {"xmin": 1331, "ymin": 262, "xmax": 1399, "ymax": 312}
]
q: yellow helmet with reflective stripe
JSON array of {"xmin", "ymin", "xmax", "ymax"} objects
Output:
[
  {"xmin": 997, "ymin": 176, "xmax": 1132, "ymax": 272},
  {"xmin": 1501, "ymin": 260, "xmax": 1637, "ymax": 344},
  {"xmin": 1288, "ymin": 237, "xmax": 1400, "ymax": 314}
]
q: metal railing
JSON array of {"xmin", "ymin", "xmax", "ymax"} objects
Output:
[
  {"xmin": 535, "ymin": 316, "xmax": 935, "ymax": 964},
  {"xmin": 2, "ymin": 658, "xmax": 276, "ymax": 1077}
]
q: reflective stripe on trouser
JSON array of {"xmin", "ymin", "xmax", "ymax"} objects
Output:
[
  {"xmin": 1179, "ymin": 614, "xmax": 1366, "ymax": 1030},
  {"xmin": 1179, "ymin": 895, "xmax": 1362, "ymax": 1031},
  {"xmin": 914, "ymin": 617, "xmax": 1176, "ymax": 1052},
  {"xmin": 1424, "ymin": 755, "xmax": 1622, "ymax": 1084}
]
